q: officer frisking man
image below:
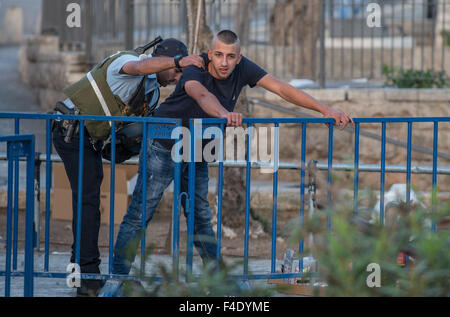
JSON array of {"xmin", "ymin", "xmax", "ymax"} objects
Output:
[{"xmin": 52, "ymin": 37, "xmax": 205, "ymax": 297}]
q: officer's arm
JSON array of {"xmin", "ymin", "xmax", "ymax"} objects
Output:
[
  {"xmin": 184, "ymin": 80, "xmax": 242, "ymax": 127},
  {"xmin": 256, "ymin": 74, "xmax": 353, "ymax": 130},
  {"xmin": 121, "ymin": 55, "xmax": 205, "ymax": 76}
]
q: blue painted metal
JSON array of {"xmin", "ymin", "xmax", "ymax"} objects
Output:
[
  {"xmin": 244, "ymin": 123, "xmax": 253, "ymax": 276},
  {"xmin": 271, "ymin": 123, "xmax": 279, "ymax": 274},
  {"xmin": 216, "ymin": 123, "xmax": 225, "ymax": 260},
  {"xmin": 0, "ymin": 134, "xmax": 36, "ymax": 297},
  {"xmin": 186, "ymin": 120, "xmax": 196, "ymax": 279},
  {"xmin": 109, "ymin": 121, "xmax": 116, "ymax": 275},
  {"xmin": 406, "ymin": 122, "xmax": 413, "ymax": 208},
  {"xmin": 380, "ymin": 122, "xmax": 386, "ymax": 225},
  {"xmin": 44, "ymin": 120, "xmax": 52, "ymax": 272},
  {"xmin": 75, "ymin": 121, "xmax": 85, "ymax": 266},
  {"xmin": 140, "ymin": 122, "xmax": 148, "ymax": 274},
  {"xmin": 432, "ymin": 122, "xmax": 438, "ymax": 232},
  {"xmin": 353, "ymin": 122, "xmax": 360, "ymax": 214},
  {"xmin": 1, "ymin": 113, "xmax": 449, "ymax": 296},
  {"xmin": 299, "ymin": 123, "xmax": 307, "ymax": 274},
  {"xmin": 5, "ymin": 144, "xmax": 13, "ymax": 297},
  {"xmin": 327, "ymin": 123, "xmax": 333, "ymax": 230},
  {"xmin": 13, "ymin": 119, "xmax": 19, "ymax": 271}
]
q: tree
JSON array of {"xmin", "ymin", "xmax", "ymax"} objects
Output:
[{"xmin": 269, "ymin": 0, "xmax": 322, "ymax": 78}]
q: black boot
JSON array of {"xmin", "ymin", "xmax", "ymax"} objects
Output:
[{"xmin": 76, "ymin": 279, "xmax": 106, "ymax": 297}]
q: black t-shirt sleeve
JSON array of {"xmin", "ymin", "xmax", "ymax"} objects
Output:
[
  {"xmin": 239, "ymin": 56, "xmax": 268, "ymax": 88},
  {"xmin": 178, "ymin": 65, "xmax": 206, "ymax": 91}
]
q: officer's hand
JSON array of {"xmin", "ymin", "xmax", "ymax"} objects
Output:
[
  {"xmin": 179, "ymin": 55, "xmax": 205, "ymax": 70},
  {"xmin": 322, "ymin": 108, "xmax": 354, "ymax": 130},
  {"xmin": 222, "ymin": 112, "xmax": 243, "ymax": 127}
]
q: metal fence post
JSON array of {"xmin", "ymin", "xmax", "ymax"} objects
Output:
[{"xmin": 319, "ymin": 0, "xmax": 326, "ymax": 88}]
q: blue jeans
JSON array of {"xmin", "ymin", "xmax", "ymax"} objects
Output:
[{"xmin": 112, "ymin": 139, "xmax": 217, "ymax": 275}]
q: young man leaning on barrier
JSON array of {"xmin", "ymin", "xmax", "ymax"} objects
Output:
[
  {"xmin": 52, "ymin": 38, "xmax": 204, "ymax": 297},
  {"xmin": 103, "ymin": 30, "xmax": 353, "ymax": 295}
]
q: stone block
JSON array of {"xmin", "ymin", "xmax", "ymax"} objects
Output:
[
  {"xmin": 384, "ymin": 88, "xmax": 419, "ymax": 102},
  {"xmin": 418, "ymin": 89, "xmax": 450, "ymax": 103},
  {"xmin": 24, "ymin": 35, "xmax": 59, "ymax": 63},
  {"xmin": 0, "ymin": 7, "xmax": 23, "ymax": 45}
]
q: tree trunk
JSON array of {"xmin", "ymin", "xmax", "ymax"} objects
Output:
[
  {"xmin": 234, "ymin": 0, "xmax": 257, "ymax": 47},
  {"xmin": 269, "ymin": 0, "xmax": 322, "ymax": 78},
  {"xmin": 186, "ymin": 0, "xmax": 213, "ymax": 54}
]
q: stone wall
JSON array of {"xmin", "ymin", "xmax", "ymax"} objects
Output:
[{"xmin": 18, "ymin": 35, "xmax": 87, "ymax": 110}]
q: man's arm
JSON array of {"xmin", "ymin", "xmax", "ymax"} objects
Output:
[
  {"xmin": 121, "ymin": 55, "xmax": 205, "ymax": 76},
  {"xmin": 256, "ymin": 74, "xmax": 353, "ymax": 130},
  {"xmin": 184, "ymin": 80, "xmax": 242, "ymax": 127}
]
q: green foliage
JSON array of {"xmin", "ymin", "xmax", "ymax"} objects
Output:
[
  {"xmin": 287, "ymin": 198, "xmax": 450, "ymax": 297},
  {"xmin": 441, "ymin": 30, "xmax": 450, "ymax": 47},
  {"xmin": 122, "ymin": 256, "xmax": 276, "ymax": 297},
  {"xmin": 382, "ymin": 64, "xmax": 450, "ymax": 88}
]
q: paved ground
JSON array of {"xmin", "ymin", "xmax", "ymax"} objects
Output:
[{"xmin": 0, "ymin": 250, "xmax": 292, "ymax": 297}]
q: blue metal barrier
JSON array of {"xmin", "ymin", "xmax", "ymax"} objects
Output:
[
  {"xmin": 0, "ymin": 134, "xmax": 35, "ymax": 297},
  {"xmin": 0, "ymin": 113, "xmax": 182, "ymax": 297},
  {"xmin": 0, "ymin": 113, "xmax": 449, "ymax": 296},
  {"xmin": 187, "ymin": 117, "xmax": 450, "ymax": 282}
]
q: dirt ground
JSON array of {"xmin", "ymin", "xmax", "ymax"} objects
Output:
[
  {"xmin": 0, "ymin": 191, "xmax": 304, "ymax": 262},
  {"xmin": 2, "ymin": 188, "xmax": 448, "ymax": 263}
]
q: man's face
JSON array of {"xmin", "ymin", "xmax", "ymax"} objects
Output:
[
  {"xmin": 157, "ymin": 67, "xmax": 182, "ymax": 87},
  {"xmin": 207, "ymin": 40, "xmax": 242, "ymax": 80}
]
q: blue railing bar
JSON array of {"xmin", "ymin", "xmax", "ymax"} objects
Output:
[
  {"xmin": 243, "ymin": 124, "xmax": 253, "ymax": 276},
  {"xmin": 0, "ymin": 112, "xmax": 181, "ymax": 124},
  {"xmin": 24, "ymin": 135, "xmax": 35, "ymax": 297},
  {"xmin": 13, "ymin": 119, "xmax": 20, "ymax": 272},
  {"xmin": 406, "ymin": 122, "xmax": 413, "ymax": 208},
  {"xmin": 75, "ymin": 120, "xmax": 85, "ymax": 266},
  {"xmin": 354, "ymin": 117, "xmax": 450, "ymax": 123},
  {"xmin": 0, "ymin": 271, "xmax": 163, "ymax": 282},
  {"xmin": 108, "ymin": 122, "xmax": 116, "ymax": 275},
  {"xmin": 200, "ymin": 117, "xmax": 335, "ymax": 125},
  {"xmin": 271, "ymin": 123, "xmax": 279, "ymax": 274},
  {"xmin": 299, "ymin": 124, "xmax": 306, "ymax": 273},
  {"xmin": 380, "ymin": 122, "xmax": 386, "ymax": 225},
  {"xmin": 44, "ymin": 120, "xmax": 52, "ymax": 272},
  {"xmin": 432, "ymin": 122, "xmax": 438, "ymax": 232},
  {"xmin": 186, "ymin": 120, "xmax": 196, "ymax": 279},
  {"xmin": 214, "ymin": 161, "xmax": 450, "ymax": 175},
  {"xmin": 140, "ymin": 122, "xmax": 148, "ymax": 274},
  {"xmin": 353, "ymin": 122, "xmax": 360, "ymax": 215},
  {"xmin": 200, "ymin": 116, "xmax": 450, "ymax": 125},
  {"xmin": 3, "ymin": 153, "xmax": 450, "ymax": 175},
  {"xmin": 327, "ymin": 122, "xmax": 333, "ymax": 230},
  {"xmin": 5, "ymin": 148, "xmax": 13, "ymax": 297},
  {"xmin": 172, "ymin": 133, "xmax": 182, "ymax": 279},
  {"xmin": 216, "ymin": 123, "xmax": 225, "ymax": 260},
  {"xmin": 405, "ymin": 123, "xmax": 413, "ymax": 268}
]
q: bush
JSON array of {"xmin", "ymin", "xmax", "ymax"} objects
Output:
[
  {"xmin": 383, "ymin": 65, "xmax": 450, "ymax": 88},
  {"xmin": 441, "ymin": 30, "xmax": 450, "ymax": 47},
  {"xmin": 288, "ymin": 192, "xmax": 450, "ymax": 296}
]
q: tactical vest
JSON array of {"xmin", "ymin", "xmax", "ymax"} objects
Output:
[{"xmin": 63, "ymin": 50, "xmax": 152, "ymax": 141}]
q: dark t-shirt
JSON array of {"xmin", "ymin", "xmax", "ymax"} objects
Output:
[{"xmin": 153, "ymin": 53, "xmax": 267, "ymax": 148}]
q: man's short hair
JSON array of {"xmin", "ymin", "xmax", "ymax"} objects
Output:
[{"xmin": 215, "ymin": 30, "xmax": 240, "ymax": 45}]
